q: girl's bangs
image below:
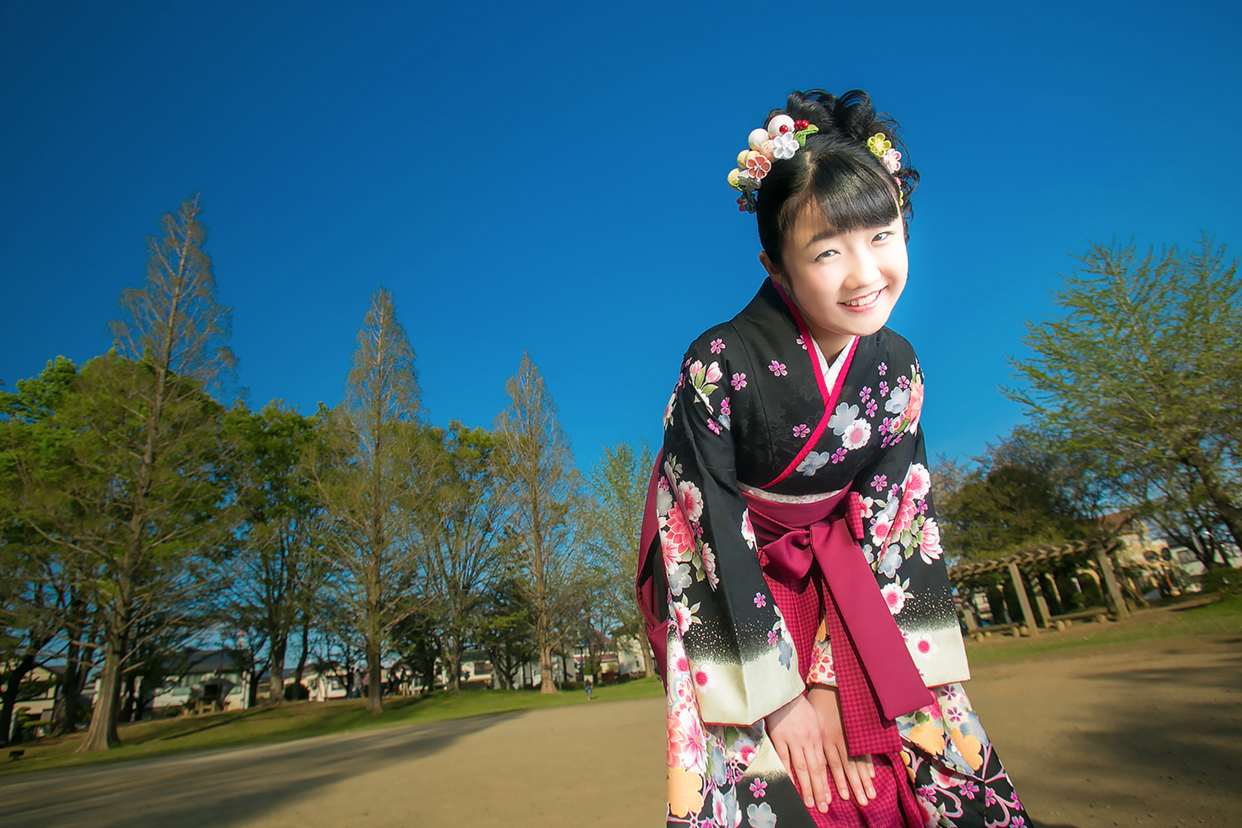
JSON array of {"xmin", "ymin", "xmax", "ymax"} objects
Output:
[{"xmin": 804, "ymin": 155, "xmax": 900, "ymax": 234}]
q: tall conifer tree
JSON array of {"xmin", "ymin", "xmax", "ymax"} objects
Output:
[
  {"xmin": 311, "ymin": 287, "xmax": 423, "ymax": 714},
  {"xmin": 494, "ymin": 353, "xmax": 584, "ymax": 694}
]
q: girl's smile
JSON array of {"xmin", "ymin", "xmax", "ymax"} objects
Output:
[{"xmin": 841, "ymin": 287, "xmax": 885, "ymax": 310}]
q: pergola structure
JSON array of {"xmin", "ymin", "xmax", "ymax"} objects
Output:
[{"xmin": 948, "ymin": 540, "xmax": 1130, "ymax": 636}]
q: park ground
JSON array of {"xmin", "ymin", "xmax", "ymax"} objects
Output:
[{"xmin": 1, "ymin": 598, "xmax": 1239, "ymax": 827}]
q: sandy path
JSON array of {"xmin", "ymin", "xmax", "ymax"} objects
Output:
[
  {"xmin": 2, "ymin": 634, "xmax": 1239, "ymax": 828},
  {"xmin": 968, "ymin": 636, "xmax": 1242, "ymax": 828}
]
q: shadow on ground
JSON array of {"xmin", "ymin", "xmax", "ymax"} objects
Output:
[
  {"xmin": 975, "ymin": 638, "xmax": 1242, "ymax": 828},
  {"xmin": 0, "ymin": 712, "xmax": 518, "ymax": 828}
]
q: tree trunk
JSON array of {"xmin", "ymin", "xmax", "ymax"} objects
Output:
[
  {"xmin": 52, "ymin": 636, "xmax": 83, "ymax": 736},
  {"xmin": 640, "ymin": 635, "xmax": 656, "ymax": 679},
  {"xmin": 79, "ymin": 641, "xmax": 124, "ymax": 751},
  {"xmin": 135, "ymin": 671, "xmax": 157, "ymax": 721},
  {"xmin": 443, "ymin": 636, "xmax": 461, "ymax": 692},
  {"xmin": 293, "ymin": 620, "xmax": 310, "ymax": 690},
  {"xmin": 119, "ymin": 672, "xmax": 137, "ymax": 723},
  {"xmin": 539, "ymin": 641, "xmax": 556, "ymax": 694},
  {"xmin": 0, "ymin": 653, "xmax": 36, "ymax": 746},
  {"xmin": 268, "ymin": 634, "xmax": 287, "ymax": 705},
  {"xmin": 366, "ymin": 642, "xmax": 383, "ymax": 713},
  {"xmin": 1190, "ymin": 458, "xmax": 1242, "ymax": 552}
]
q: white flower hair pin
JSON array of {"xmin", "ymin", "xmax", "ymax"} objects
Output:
[{"xmin": 726, "ymin": 114, "xmax": 818, "ymax": 213}]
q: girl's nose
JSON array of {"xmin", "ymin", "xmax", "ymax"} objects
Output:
[{"xmin": 845, "ymin": 251, "xmax": 882, "ymax": 289}]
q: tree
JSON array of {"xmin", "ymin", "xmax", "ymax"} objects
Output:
[
  {"xmin": 934, "ymin": 426, "xmax": 1102, "ymax": 562},
  {"xmin": 583, "ymin": 440, "xmax": 656, "ymax": 677},
  {"xmin": 1008, "ymin": 237, "xmax": 1242, "ymax": 560},
  {"xmin": 77, "ymin": 192, "xmax": 235, "ymax": 750},
  {"xmin": 223, "ymin": 403, "xmax": 325, "ymax": 704},
  {"xmin": 4, "ymin": 193, "xmax": 237, "ymax": 751},
  {"xmin": 309, "ymin": 287, "xmax": 423, "ymax": 713},
  {"xmin": 475, "ymin": 578, "xmax": 536, "ymax": 690},
  {"xmin": 0, "ymin": 359, "xmax": 85, "ymax": 744},
  {"xmin": 938, "ymin": 465, "xmax": 1093, "ymax": 560},
  {"xmin": 414, "ymin": 423, "xmax": 507, "ymax": 692},
  {"xmin": 493, "ymin": 353, "xmax": 585, "ymax": 694}
]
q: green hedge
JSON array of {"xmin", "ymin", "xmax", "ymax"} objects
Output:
[{"xmin": 1201, "ymin": 567, "xmax": 1242, "ymax": 596}]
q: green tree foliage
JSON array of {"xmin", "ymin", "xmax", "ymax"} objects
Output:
[
  {"xmin": 0, "ymin": 358, "xmax": 84, "ymax": 744},
  {"xmin": 493, "ymin": 353, "xmax": 584, "ymax": 694},
  {"xmin": 936, "ymin": 427, "xmax": 1100, "ymax": 561},
  {"xmin": 1007, "ymin": 238, "xmax": 1242, "ymax": 565},
  {"xmin": 475, "ymin": 578, "xmax": 536, "ymax": 690},
  {"xmin": 583, "ymin": 440, "xmax": 656, "ymax": 677},
  {"xmin": 414, "ymin": 422, "xmax": 507, "ymax": 692},
  {"xmin": 939, "ymin": 465, "xmax": 1093, "ymax": 560},
  {"xmin": 309, "ymin": 287, "xmax": 423, "ymax": 714},
  {"xmin": 223, "ymin": 403, "xmax": 326, "ymax": 705},
  {"xmin": 3, "ymin": 193, "xmax": 237, "ymax": 751}
]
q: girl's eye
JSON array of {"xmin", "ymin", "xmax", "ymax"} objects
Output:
[{"xmin": 815, "ymin": 249, "xmax": 837, "ymax": 261}]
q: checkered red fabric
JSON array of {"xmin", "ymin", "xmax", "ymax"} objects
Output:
[{"xmin": 758, "ymin": 505, "xmax": 924, "ymax": 828}]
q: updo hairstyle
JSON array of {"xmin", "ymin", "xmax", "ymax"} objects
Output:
[{"xmin": 755, "ymin": 89, "xmax": 918, "ymax": 269}]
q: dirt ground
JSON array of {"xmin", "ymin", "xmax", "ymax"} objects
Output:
[{"xmin": 2, "ymin": 633, "xmax": 1239, "ymax": 828}]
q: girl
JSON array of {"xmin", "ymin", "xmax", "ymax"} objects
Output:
[{"xmin": 637, "ymin": 90, "xmax": 1029, "ymax": 828}]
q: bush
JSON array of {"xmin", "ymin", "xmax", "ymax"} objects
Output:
[{"xmin": 1200, "ymin": 567, "xmax": 1242, "ymax": 597}]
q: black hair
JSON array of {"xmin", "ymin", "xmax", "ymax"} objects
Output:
[{"xmin": 754, "ymin": 89, "xmax": 918, "ymax": 269}]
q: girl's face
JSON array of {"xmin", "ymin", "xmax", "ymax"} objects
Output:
[{"xmin": 760, "ymin": 209, "xmax": 907, "ymax": 360}]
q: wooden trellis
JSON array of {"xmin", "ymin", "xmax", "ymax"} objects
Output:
[{"xmin": 948, "ymin": 540, "xmax": 1129, "ymax": 636}]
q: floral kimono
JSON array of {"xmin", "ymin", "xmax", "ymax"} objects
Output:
[{"xmin": 637, "ymin": 279, "xmax": 1028, "ymax": 828}]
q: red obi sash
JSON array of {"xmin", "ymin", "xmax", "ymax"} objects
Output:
[{"xmin": 743, "ymin": 488, "xmax": 933, "ymax": 756}]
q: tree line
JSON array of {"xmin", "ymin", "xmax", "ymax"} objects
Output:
[
  {"xmin": 5, "ymin": 196, "xmax": 1238, "ymax": 750},
  {"xmin": 0, "ymin": 194, "xmax": 656, "ymax": 751},
  {"xmin": 934, "ymin": 237, "xmax": 1241, "ymax": 571}
]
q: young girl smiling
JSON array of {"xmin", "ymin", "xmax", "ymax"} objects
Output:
[{"xmin": 638, "ymin": 89, "xmax": 1029, "ymax": 828}]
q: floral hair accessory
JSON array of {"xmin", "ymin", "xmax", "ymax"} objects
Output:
[
  {"xmin": 866, "ymin": 132, "xmax": 902, "ymax": 174},
  {"xmin": 727, "ymin": 114, "xmax": 819, "ymax": 212},
  {"xmin": 866, "ymin": 132, "xmax": 905, "ymax": 205}
]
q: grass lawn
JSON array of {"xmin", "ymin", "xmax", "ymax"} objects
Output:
[
  {"xmin": 0, "ymin": 675, "xmax": 665, "ymax": 776},
  {"xmin": 964, "ymin": 594, "xmax": 1242, "ymax": 663}
]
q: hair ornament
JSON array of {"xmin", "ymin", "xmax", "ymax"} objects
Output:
[
  {"xmin": 866, "ymin": 132, "xmax": 903, "ymax": 174},
  {"xmin": 727, "ymin": 115, "xmax": 820, "ymax": 212}
]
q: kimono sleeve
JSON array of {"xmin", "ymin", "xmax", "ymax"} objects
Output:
[
  {"xmin": 846, "ymin": 362, "xmax": 971, "ymax": 687},
  {"xmin": 656, "ymin": 332, "xmax": 805, "ymax": 727}
]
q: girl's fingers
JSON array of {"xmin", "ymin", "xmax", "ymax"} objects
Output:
[
  {"xmin": 862, "ymin": 755, "xmax": 876, "ymax": 798},
  {"xmin": 842, "ymin": 758, "xmax": 872, "ymax": 806},
  {"xmin": 790, "ymin": 746, "xmax": 814, "ymax": 809},
  {"xmin": 824, "ymin": 742, "xmax": 852, "ymax": 802},
  {"xmin": 804, "ymin": 743, "xmax": 833, "ymax": 812},
  {"xmin": 775, "ymin": 740, "xmax": 792, "ymax": 778}
]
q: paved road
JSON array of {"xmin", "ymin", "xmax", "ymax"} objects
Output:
[
  {"xmin": 2, "ymin": 634, "xmax": 1240, "ymax": 828},
  {"xmin": 0, "ymin": 699, "xmax": 667, "ymax": 828}
]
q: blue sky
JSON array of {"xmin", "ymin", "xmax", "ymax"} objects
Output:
[{"xmin": 2, "ymin": 0, "xmax": 1238, "ymax": 471}]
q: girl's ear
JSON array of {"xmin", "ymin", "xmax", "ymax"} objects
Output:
[
  {"xmin": 759, "ymin": 250, "xmax": 783, "ymax": 284},
  {"xmin": 755, "ymin": 250, "xmax": 784, "ymax": 292}
]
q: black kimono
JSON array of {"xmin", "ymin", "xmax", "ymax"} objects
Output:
[{"xmin": 639, "ymin": 279, "xmax": 1028, "ymax": 828}]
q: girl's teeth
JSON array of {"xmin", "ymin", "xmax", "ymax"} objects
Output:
[{"xmin": 846, "ymin": 291, "xmax": 879, "ymax": 307}]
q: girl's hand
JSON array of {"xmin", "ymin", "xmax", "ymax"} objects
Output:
[
  {"xmin": 806, "ymin": 684, "xmax": 877, "ymax": 806},
  {"xmin": 764, "ymin": 694, "xmax": 832, "ymax": 812}
]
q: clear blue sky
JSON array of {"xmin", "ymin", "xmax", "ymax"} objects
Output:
[{"xmin": 2, "ymin": 0, "xmax": 1238, "ymax": 471}]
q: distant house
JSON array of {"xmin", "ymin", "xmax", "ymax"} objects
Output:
[
  {"xmin": 147, "ymin": 650, "xmax": 251, "ymax": 715},
  {"xmin": 303, "ymin": 668, "xmax": 350, "ymax": 702},
  {"xmin": 1102, "ymin": 511, "xmax": 1241, "ymax": 595},
  {"xmin": 5, "ymin": 664, "xmax": 60, "ymax": 740}
]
